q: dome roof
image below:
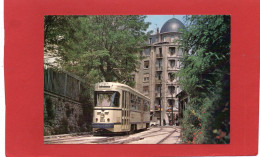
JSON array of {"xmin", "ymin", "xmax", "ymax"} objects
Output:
[{"xmin": 160, "ymin": 18, "xmax": 185, "ymax": 33}]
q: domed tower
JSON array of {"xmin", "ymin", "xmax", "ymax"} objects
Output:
[
  {"xmin": 134, "ymin": 17, "xmax": 185, "ymax": 126},
  {"xmin": 160, "ymin": 18, "xmax": 185, "ymax": 33}
]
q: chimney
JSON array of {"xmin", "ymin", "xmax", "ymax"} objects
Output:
[{"xmin": 156, "ymin": 27, "xmax": 159, "ymax": 34}]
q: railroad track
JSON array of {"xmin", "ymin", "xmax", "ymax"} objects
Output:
[
  {"xmin": 100, "ymin": 127, "xmax": 164, "ymax": 144},
  {"xmin": 156, "ymin": 129, "xmax": 177, "ymax": 144},
  {"xmin": 44, "ymin": 134, "xmax": 92, "ymax": 144},
  {"xmin": 44, "ymin": 126, "xmax": 180, "ymax": 144}
]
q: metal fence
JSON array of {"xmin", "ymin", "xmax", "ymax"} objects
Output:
[{"xmin": 44, "ymin": 68, "xmax": 84, "ymax": 102}]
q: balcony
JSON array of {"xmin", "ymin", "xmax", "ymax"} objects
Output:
[
  {"xmin": 156, "ymin": 54, "xmax": 163, "ymax": 58},
  {"xmin": 166, "ymin": 92, "xmax": 176, "ymax": 98},
  {"xmin": 167, "ymin": 66, "xmax": 177, "ymax": 70},
  {"xmin": 156, "ymin": 66, "xmax": 163, "ymax": 71},
  {"xmin": 155, "ymin": 92, "xmax": 161, "ymax": 98},
  {"xmin": 143, "ymin": 90, "xmax": 149, "ymax": 96},
  {"xmin": 155, "ymin": 79, "xmax": 162, "ymax": 84}
]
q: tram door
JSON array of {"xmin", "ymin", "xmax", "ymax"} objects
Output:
[
  {"xmin": 140, "ymin": 99, "xmax": 144, "ymax": 128},
  {"xmin": 122, "ymin": 91, "xmax": 130, "ymax": 131}
]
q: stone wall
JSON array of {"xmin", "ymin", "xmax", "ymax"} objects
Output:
[{"xmin": 44, "ymin": 68, "xmax": 93, "ymax": 136}]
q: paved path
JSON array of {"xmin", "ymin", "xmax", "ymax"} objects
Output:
[{"xmin": 44, "ymin": 126, "xmax": 181, "ymax": 144}]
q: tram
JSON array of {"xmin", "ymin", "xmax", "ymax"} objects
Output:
[{"xmin": 92, "ymin": 82, "xmax": 150, "ymax": 134}]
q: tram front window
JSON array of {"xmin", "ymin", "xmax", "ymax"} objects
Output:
[{"xmin": 95, "ymin": 92, "xmax": 120, "ymax": 107}]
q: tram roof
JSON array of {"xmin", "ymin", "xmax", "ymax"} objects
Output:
[{"xmin": 95, "ymin": 82, "xmax": 150, "ymax": 100}]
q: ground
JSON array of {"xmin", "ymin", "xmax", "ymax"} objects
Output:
[{"xmin": 44, "ymin": 126, "xmax": 181, "ymax": 144}]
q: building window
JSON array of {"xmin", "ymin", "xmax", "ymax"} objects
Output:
[
  {"xmin": 131, "ymin": 74, "xmax": 135, "ymax": 82},
  {"xmin": 177, "ymin": 60, "xmax": 183, "ymax": 68},
  {"xmin": 168, "ymin": 86, "xmax": 175, "ymax": 94},
  {"xmin": 156, "ymin": 72, "xmax": 162, "ymax": 80},
  {"xmin": 156, "ymin": 59, "xmax": 162, "ymax": 68},
  {"xmin": 169, "ymin": 60, "xmax": 175, "ymax": 68},
  {"xmin": 144, "ymin": 61, "xmax": 149, "ymax": 69},
  {"xmin": 143, "ymin": 86, "xmax": 149, "ymax": 95},
  {"xmin": 156, "ymin": 47, "xmax": 163, "ymax": 58},
  {"xmin": 144, "ymin": 48, "xmax": 150, "ymax": 56},
  {"xmin": 144, "ymin": 77, "xmax": 149, "ymax": 82},
  {"xmin": 149, "ymin": 38, "xmax": 152, "ymax": 44},
  {"xmin": 155, "ymin": 98, "xmax": 160, "ymax": 107},
  {"xmin": 163, "ymin": 36, "xmax": 166, "ymax": 42},
  {"xmin": 168, "ymin": 99, "xmax": 175, "ymax": 107},
  {"xmin": 168, "ymin": 72, "xmax": 175, "ymax": 81},
  {"xmin": 169, "ymin": 47, "xmax": 176, "ymax": 55},
  {"xmin": 143, "ymin": 73, "xmax": 149, "ymax": 82},
  {"xmin": 178, "ymin": 48, "xmax": 183, "ymax": 56},
  {"xmin": 171, "ymin": 36, "xmax": 174, "ymax": 42}
]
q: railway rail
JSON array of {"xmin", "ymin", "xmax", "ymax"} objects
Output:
[{"xmin": 44, "ymin": 126, "xmax": 181, "ymax": 144}]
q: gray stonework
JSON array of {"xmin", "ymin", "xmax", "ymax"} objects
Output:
[
  {"xmin": 134, "ymin": 18, "xmax": 185, "ymax": 125},
  {"xmin": 44, "ymin": 68, "xmax": 92, "ymax": 135}
]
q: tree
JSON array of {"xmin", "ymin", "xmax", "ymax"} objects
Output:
[
  {"xmin": 44, "ymin": 15, "xmax": 151, "ymax": 87},
  {"xmin": 178, "ymin": 15, "xmax": 230, "ymax": 144}
]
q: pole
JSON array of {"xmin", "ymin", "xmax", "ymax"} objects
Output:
[
  {"xmin": 159, "ymin": 83, "xmax": 162, "ymax": 126},
  {"xmin": 171, "ymin": 84, "xmax": 174, "ymax": 126}
]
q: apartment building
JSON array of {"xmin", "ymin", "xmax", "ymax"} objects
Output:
[{"xmin": 134, "ymin": 18, "xmax": 185, "ymax": 125}]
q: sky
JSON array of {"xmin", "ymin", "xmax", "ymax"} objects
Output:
[{"xmin": 145, "ymin": 15, "xmax": 185, "ymax": 33}]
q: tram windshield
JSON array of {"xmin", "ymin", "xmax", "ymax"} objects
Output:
[{"xmin": 95, "ymin": 91, "xmax": 120, "ymax": 107}]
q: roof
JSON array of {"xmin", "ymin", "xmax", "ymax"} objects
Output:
[
  {"xmin": 95, "ymin": 82, "xmax": 150, "ymax": 100},
  {"xmin": 160, "ymin": 18, "xmax": 185, "ymax": 33}
]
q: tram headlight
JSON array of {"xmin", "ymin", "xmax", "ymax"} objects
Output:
[
  {"xmin": 107, "ymin": 118, "xmax": 110, "ymax": 122},
  {"xmin": 96, "ymin": 118, "xmax": 98, "ymax": 122}
]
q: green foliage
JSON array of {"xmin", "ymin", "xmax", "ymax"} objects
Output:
[
  {"xmin": 56, "ymin": 118, "xmax": 69, "ymax": 134},
  {"xmin": 44, "ymin": 97, "xmax": 55, "ymax": 125},
  {"xmin": 44, "ymin": 15, "xmax": 151, "ymax": 87},
  {"xmin": 178, "ymin": 15, "xmax": 230, "ymax": 144}
]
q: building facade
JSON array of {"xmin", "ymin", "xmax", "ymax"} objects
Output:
[{"xmin": 134, "ymin": 18, "xmax": 185, "ymax": 125}]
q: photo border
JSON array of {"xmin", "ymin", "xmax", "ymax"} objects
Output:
[{"xmin": 4, "ymin": 0, "xmax": 260, "ymax": 156}]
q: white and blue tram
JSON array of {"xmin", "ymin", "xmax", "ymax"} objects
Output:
[{"xmin": 92, "ymin": 82, "xmax": 150, "ymax": 134}]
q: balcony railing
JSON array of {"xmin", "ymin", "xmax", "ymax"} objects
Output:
[
  {"xmin": 155, "ymin": 92, "xmax": 161, "ymax": 97},
  {"xmin": 166, "ymin": 92, "xmax": 176, "ymax": 98},
  {"xmin": 156, "ymin": 66, "xmax": 163, "ymax": 71},
  {"xmin": 155, "ymin": 79, "xmax": 162, "ymax": 84},
  {"xmin": 143, "ymin": 91, "xmax": 149, "ymax": 95},
  {"xmin": 167, "ymin": 66, "xmax": 176, "ymax": 70},
  {"xmin": 167, "ymin": 79, "xmax": 177, "ymax": 84},
  {"xmin": 156, "ymin": 54, "xmax": 163, "ymax": 58}
]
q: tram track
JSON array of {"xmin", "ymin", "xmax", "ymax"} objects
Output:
[
  {"xmin": 44, "ymin": 134, "xmax": 94, "ymax": 144},
  {"xmin": 100, "ymin": 127, "xmax": 164, "ymax": 144},
  {"xmin": 156, "ymin": 128, "xmax": 177, "ymax": 144},
  {"xmin": 44, "ymin": 134, "xmax": 92, "ymax": 143},
  {"xmin": 44, "ymin": 126, "xmax": 180, "ymax": 144}
]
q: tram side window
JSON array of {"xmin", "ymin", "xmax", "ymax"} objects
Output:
[
  {"xmin": 144, "ymin": 100, "xmax": 149, "ymax": 112},
  {"xmin": 130, "ymin": 94, "xmax": 136, "ymax": 110},
  {"xmin": 122, "ymin": 91, "xmax": 125, "ymax": 108},
  {"xmin": 144, "ymin": 102, "xmax": 147, "ymax": 112},
  {"xmin": 137, "ymin": 97, "xmax": 141, "ymax": 110},
  {"xmin": 111, "ymin": 92, "xmax": 120, "ymax": 107}
]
